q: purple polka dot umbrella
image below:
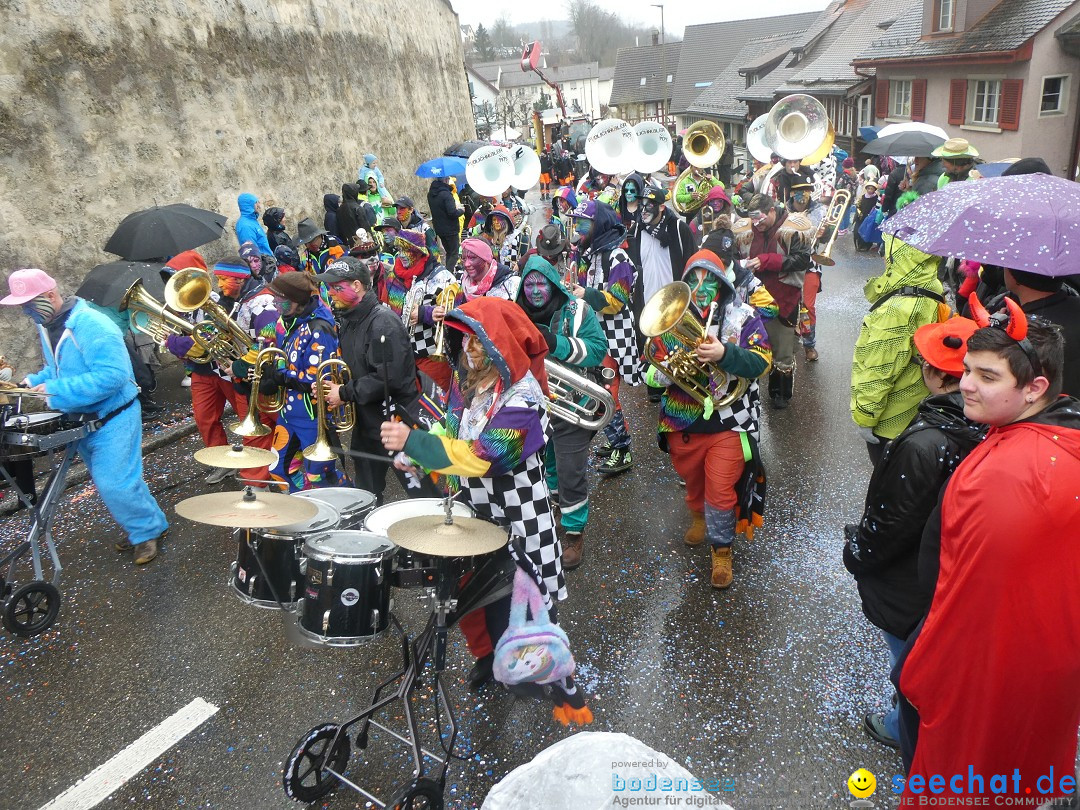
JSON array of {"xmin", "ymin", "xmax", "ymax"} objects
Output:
[{"xmin": 882, "ymin": 173, "xmax": 1080, "ymax": 276}]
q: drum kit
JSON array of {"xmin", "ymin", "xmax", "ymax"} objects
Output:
[
  {"xmin": 174, "ymin": 446, "xmax": 518, "ymax": 809},
  {"xmin": 0, "ymin": 388, "xmax": 99, "ymax": 637}
]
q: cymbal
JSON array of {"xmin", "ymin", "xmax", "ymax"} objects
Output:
[
  {"xmin": 175, "ymin": 491, "xmax": 319, "ymax": 527},
  {"xmin": 0, "ymin": 386, "xmax": 49, "ymax": 397},
  {"xmin": 387, "ymin": 515, "xmax": 507, "ymax": 557},
  {"xmin": 195, "ymin": 444, "xmax": 277, "ymax": 469}
]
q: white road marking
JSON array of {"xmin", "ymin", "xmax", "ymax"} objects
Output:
[{"xmin": 38, "ymin": 697, "xmax": 219, "ymax": 810}]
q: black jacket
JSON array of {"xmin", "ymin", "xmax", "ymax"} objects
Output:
[
  {"xmin": 323, "ymin": 194, "xmax": 340, "ymax": 239},
  {"xmin": 427, "ymin": 179, "xmax": 463, "ymax": 239},
  {"xmin": 628, "ymin": 208, "xmax": 697, "ymax": 342},
  {"xmin": 1020, "ymin": 288, "xmax": 1080, "ymax": 398},
  {"xmin": 335, "ymin": 290, "xmax": 422, "ymax": 441},
  {"xmin": 843, "ymin": 391, "xmax": 986, "ymax": 638},
  {"xmin": 337, "ymin": 183, "xmax": 376, "ymax": 245},
  {"xmin": 880, "ymin": 165, "xmax": 907, "ymax": 217}
]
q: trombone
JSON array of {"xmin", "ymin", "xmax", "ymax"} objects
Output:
[
  {"xmin": 810, "ymin": 189, "xmax": 851, "ymax": 267},
  {"xmin": 431, "ymin": 282, "xmax": 461, "ymax": 360},
  {"xmin": 302, "ymin": 358, "xmax": 356, "ymax": 462},
  {"xmin": 229, "ymin": 346, "xmax": 287, "ymax": 437}
]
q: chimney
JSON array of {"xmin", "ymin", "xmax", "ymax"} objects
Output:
[
  {"xmin": 635, "ymin": 36, "xmax": 639, "ymax": 47},
  {"xmin": 651, "ymin": 30, "xmax": 659, "ymax": 46}
]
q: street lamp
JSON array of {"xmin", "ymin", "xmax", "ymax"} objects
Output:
[
  {"xmin": 652, "ymin": 3, "xmax": 667, "ymax": 125},
  {"xmin": 651, "ymin": 3, "xmax": 665, "ymax": 44}
]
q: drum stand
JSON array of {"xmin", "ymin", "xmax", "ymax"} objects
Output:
[
  {"xmin": 283, "ymin": 551, "xmax": 516, "ymax": 809},
  {"xmin": 0, "ymin": 423, "xmax": 91, "ymax": 637}
]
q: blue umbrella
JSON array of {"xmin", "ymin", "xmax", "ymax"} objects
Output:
[
  {"xmin": 859, "ymin": 125, "xmax": 881, "ymax": 142},
  {"xmin": 416, "ymin": 156, "xmax": 468, "ymax": 179},
  {"xmin": 976, "ymin": 161, "xmax": 1019, "ymax": 178}
]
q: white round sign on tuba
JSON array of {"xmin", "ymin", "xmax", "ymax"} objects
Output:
[
  {"xmin": 633, "ymin": 121, "xmax": 673, "ymax": 174},
  {"xmin": 585, "ymin": 119, "xmax": 639, "ymax": 175},
  {"xmin": 466, "ymin": 146, "xmax": 515, "ymax": 197}
]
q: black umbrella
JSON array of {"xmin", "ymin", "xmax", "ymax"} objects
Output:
[
  {"xmin": 443, "ymin": 140, "xmax": 491, "ymax": 158},
  {"xmin": 75, "ymin": 261, "xmax": 167, "ymax": 310},
  {"xmin": 104, "ymin": 203, "xmax": 226, "ymax": 261},
  {"xmin": 862, "ymin": 130, "xmax": 946, "ymax": 157}
]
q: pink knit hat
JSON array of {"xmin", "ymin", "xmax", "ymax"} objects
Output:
[{"xmin": 1, "ymin": 269, "xmax": 57, "ymax": 305}]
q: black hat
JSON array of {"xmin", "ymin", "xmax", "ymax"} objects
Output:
[
  {"xmin": 393, "ymin": 196, "xmax": 415, "ymax": 209},
  {"xmin": 642, "ymin": 185, "xmax": 668, "ymax": 205},
  {"xmin": 314, "ymin": 256, "xmax": 371, "ymax": 287},
  {"xmin": 1002, "ymin": 157, "xmax": 1053, "ymax": 177},
  {"xmin": 296, "ymin": 217, "xmax": 327, "ymax": 245},
  {"xmin": 535, "ymin": 223, "xmax": 569, "ymax": 258}
]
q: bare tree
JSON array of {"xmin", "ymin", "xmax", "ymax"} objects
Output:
[{"xmin": 474, "ymin": 101, "xmax": 497, "ymax": 139}]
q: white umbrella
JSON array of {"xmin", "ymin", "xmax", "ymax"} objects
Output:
[
  {"xmin": 876, "ymin": 122, "xmax": 949, "ymax": 140},
  {"xmin": 491, "ymin": 125, "xmax": 521, "ymax": 142}
]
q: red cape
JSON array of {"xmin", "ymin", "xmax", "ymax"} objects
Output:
[{"xmin": 901, "ymin": 416, "xmax": 1080, "ymax": 801}]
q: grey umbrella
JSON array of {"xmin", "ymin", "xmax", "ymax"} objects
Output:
[{"xmin": 862, "ymin": 130, "xmax": 946, "ymax": 157}]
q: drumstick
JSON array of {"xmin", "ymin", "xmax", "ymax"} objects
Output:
[{"xmin": 380, "ymin": 335, "xmax": 391, "ymax": 420}]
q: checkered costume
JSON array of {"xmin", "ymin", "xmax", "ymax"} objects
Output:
[
  {"xmin": 402, "ymin": 264, "xmax": 456, "ymax": 358},
  {"xmin": 580, "ymin": 246, "xmax": 641, "ymax": 385}
]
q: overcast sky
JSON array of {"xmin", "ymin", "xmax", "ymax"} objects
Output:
[{"xmin": 451, "ymin": 0, "xmax": 833, "ymax": 40}]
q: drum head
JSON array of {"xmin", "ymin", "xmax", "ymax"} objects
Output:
[
  {"xmin": 263, "ymin": 499, "xmax": 339, "ymax": 535},
  {"xmin": 298, "ymin": 487, "xmax": 377, "ymax": 521},
  {"xmin": 303, "ymin": 530, "xmax": 396, "ymax": 561},
  {"xmin": 10, "ymin": 411, "xmax": 61, "ymax": 427},
  {"xmin": 364, "ymin": 498, "xmax": 474, "ymax": 536}
]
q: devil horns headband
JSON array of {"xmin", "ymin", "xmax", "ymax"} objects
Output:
[{"xmin": 967, "ymin": 292, "xmax": 1043, "ymax": 376}]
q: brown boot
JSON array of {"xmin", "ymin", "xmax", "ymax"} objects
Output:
[
  {"xmin": 683, "ymin": 511, "xmax": 706, "ymax": 546},
  {"xmin": 562, "ymin": 531, "xmax": 584, "ymax": 570},
  {"xmin": 710, "ymin": 545, "xmax": 733, "ymax": 589}
]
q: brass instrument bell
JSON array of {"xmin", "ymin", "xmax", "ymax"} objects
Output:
[{"xmin": 303, "ymin": 358, "xmax": 356, "ymax": 462}]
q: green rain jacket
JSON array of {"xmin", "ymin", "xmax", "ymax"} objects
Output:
[
  {"xmin": 851, "ymin": 236, "xmax": 949, "ymax": 440},
  {"xmin": 516, "ymin": 254, "xmax": 608, "ymax": 369}
]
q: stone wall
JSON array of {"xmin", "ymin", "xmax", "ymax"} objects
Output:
[{"xmin": 0, "ymin": 0, "xmax": 474, "ymax": 369}]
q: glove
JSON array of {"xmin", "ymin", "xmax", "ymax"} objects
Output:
[
  {"xmin": 259, "ymin": 367, "xmax": 286, "ymax": 396},
  {"xmin": 535, "ymin": 325, "xmax": 558, "ymax": 353},
  {"xmin": 165, "ymin": 334, "xmax": 195, "ymax": 359},
  {"xmin": 856, "ymin": 425, "xmax": 880, "ymax": 444},
  {"xmin": 231, "ymin": 358, "xmax": 253, "ymax": 381}
]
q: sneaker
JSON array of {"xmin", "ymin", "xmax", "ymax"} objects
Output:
[
  {"xmin": 597, "ymin": 448, "xmax": 633, "ymax": 477},
  {"xmin": 180, "ymin": 375, "xmax": 192, "ymax": 388},
  {"xmin": 205, "ymin": 466, "xmax": 232, "ymax": 484},
  {"xmin": 863, "ymin": 712, "xmax": 899, "ymax": 749},
  {"xmin": 133, "ymin": 538, "xmax": 158, "ymax": 565},
  {"xmin": 591, "ymin": 439, "xmax": 615, "ymax": 458}
]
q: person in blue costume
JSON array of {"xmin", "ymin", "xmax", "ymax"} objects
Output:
[
  {"xmin": 235, "ymin": 192, "xmax": 273, "ymax": 257},
  {"xmin": 2, "ymin": 269, "xmax": 168, "ymax": 564}
]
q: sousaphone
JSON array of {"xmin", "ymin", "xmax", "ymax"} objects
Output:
[
  {"xmin": 585, "ymin": 119, "xmax": 638, "ymax": 175},
  {"xmin": 466, "ymin": 145, "xmax": 515, "ymax": 197}
]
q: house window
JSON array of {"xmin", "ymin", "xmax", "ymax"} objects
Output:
[
  {"xmin": 667, "ymin": 74, "xmax": 673, "ymax": 83},
  {"xmin": 858, "ymin": 94, "xmax": 873, "ymax": 129},
  {"xmin": 969, "ymin": 79, "xmax": 1002, "ymax": 126},
  {"xmin": 890, "ymin": 79, "xmax": 912, "ymax": 118},
  {"xmin": 640, "ymin": 77, "xmax": 647, "ymax": 86},
  {"xmin": 1041, "ymin": 75, "xmax": 1069, "ymax": 115},
  {"xmin": 935, "ymin": 0, "xmax": 954, "ymax": 31}
]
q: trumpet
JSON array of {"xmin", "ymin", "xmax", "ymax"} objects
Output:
[
  {"xmin": 229, "ymin": 346, "xmax": 287, "ymax": 437},
  {"xmin": 302, "ymin": 359, "xmax": 356, "ymax": 462},
  {"xmin": 810, "ymin": 189, "xmax": 851, "ymax": 267},
  {"xmin": 545, "ymin": 359, "xmax": 616, "ymax": 432},
  {"xmin": 165, "ymin": 268, "xmax": 255, "ymax": 362},
  {"xmin": 640, "ymin": 282, "xmax": 751, "ymax": 410},
  {"xmin": 431, "ymin": 282, "xmax": 461, "ymax": 360}
]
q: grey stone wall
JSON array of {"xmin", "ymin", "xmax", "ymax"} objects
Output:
[{"xmin": 0, "ymin": 0, "xmax": 473, "ymax": 370}]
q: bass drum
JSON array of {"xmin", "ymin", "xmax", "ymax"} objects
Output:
[
  {"xmin": 296, "ymin": 487, "xmax": 377, "ymax": 530},
  {"xmin": 299, "ymin": 530, "xmax": 396, "ymax": 647},
  {"xmin": 364, "ymin": 499, "xmax": 475, "ymax": 589},
  {"xmin": 231, "ymin": 494, "xmax": 339, "ymax": 609}
]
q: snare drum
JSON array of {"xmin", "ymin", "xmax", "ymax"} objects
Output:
[
  {"xmin": 364, "ymin": 499, "xmax": 475, "ymax": 589},
  {"xmin": 298, "ymin": 487, "xmax": 377, "ymax": 529},
  {"xmin": 231, "ymin": 494, "xmax": 340, "ymax": 609},
  {"xmin": 299, "ymin": 530, "xmax": 396, "ymax": 646},
  {"xmin": 0, "ymin": 412, "xmax": 63, "ymax": 461}
]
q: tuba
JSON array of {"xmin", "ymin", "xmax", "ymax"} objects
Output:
[
  {"xmin": 303, "ymin": 358, "xmax": 356, "ymax": 462},
  {"xmin": 544, "ymin": 359, "xmax": 616, "ymax": 432},
  {"xmin": 640, "ymin": 282, "xmax": 750, "ymax": 410},
  {"xmin": 229, "ymin": 345, "xmax": 287, "ymax": 437},
  {"xmin": 672, "ymin": 120, "xmax": 725, "ymax": 216},
  {"xmin": 165, "ymin": 268, "xmax": 256, "ymax": 362},
  {"xmin": 811, "ymin": 188, "xmax": 851, "ymax": 267},
  {"xmin": 120, "ymin": 279, "xmax": 203, "ymax": 350},
  {"xmin": 763, "ymin": 94, "xmax": 830, "ymax": 161}
]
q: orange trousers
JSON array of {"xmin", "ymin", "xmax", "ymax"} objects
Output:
[
  {"xmin": 190, "ymin": 373, "xmax": 273, "ymax": 482},
  {"xmin": 668, "ymin": 431, "xmax": 745, "ymax": 512}
]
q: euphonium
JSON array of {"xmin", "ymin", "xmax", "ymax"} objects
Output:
[
  {"xmin": 229, "ymin": 346, "xmax": 287, "ymax": 437},
  {"xmin": 165, "ymin": 268, "xmax": 255, "ymax": 362},
  {"xmin": 431, "ymin": 282, "xmax": 461, "ymax": 360},
  {"xmin": 810, "ymin": 189, "xmax": 851, "ymax": 267},
  {"xmin": 544, "ymin": 359, "xmax": 616, "ymax": 432},
  {"xmin": 120, "ymin": 279, "xmax": 202, "ymax": 350},
  {"xmin": 302, "ymin": 358, "xmax": 356, "ymax": 462},
  {"xmin": 639, "ymin": 282, "xmax": 750, "ymax": 410}
]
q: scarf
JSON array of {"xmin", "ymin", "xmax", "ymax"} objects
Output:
[
  {"xmin": 392, "ymin": 255, "xmax": 424, "ymax": 288},
  {"xmin": 463, "ymin": 260, "xmax": 499, "ymax": 300}
]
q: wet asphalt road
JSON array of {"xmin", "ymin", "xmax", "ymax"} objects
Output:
[{"xmin": 0, "ymin": 236, "xmax": 910, "ymax": 809}]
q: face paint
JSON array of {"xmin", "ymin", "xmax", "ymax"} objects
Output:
[
  {"xmin": 491, "ymin": 217, "xmax": 507, "ymax": 234},
  {"xmin": 522, "ymin": 272, "xmax": 552, "ymax": 308},
  {"xmin": 573, "ymin": 218, "xmax": 593, "ymax": 245},
  {"xmin": 463, "ymin": 334, "xmax": 492, "ymax": 370},
  {"xmin": 216, "ymin": 276, "xmax": 244, "ymax": 298},
  {"xmin": 327, "ymin": 281, "xmax": 361, "ymax": 312},
  {"xmin": 462, "ymin": 250, "xmax": 487, "ymax": 279},
  {"xmin": 396, "ymin": 208, "xmax": 411, "ymax": 224},
  {"xmin": 688, "ymin": 269, "xmax": 719, "ymax": 313},
  {"xmin": 22, "ymin": 294, "xmax": 55, "ymax": 325},
  {"xmin": 246, "ymin": 256, "xmax": 262, "ymax": 275},
  {"xmin": 642, "ymin": 201, "xmax": 661, "ymax": 225},
  {"xmin": 624, "ymin": 185, "xmax": 638, "ymax": 203},
  {"xmin": 400, "ymin": 249, "xmax": 423, "ymax": 268}
]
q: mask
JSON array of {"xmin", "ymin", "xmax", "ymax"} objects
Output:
[
  {"xmin": 463, "ymin": 335, "xmax": 492, "ymax": 370},
  {"xmin": 22, "ymin": 295, "xmax": 55, "ymax": 325},
  {"xmin": 327, "ymin": 282, "xmax": 361, "ymax": 312},
  {"xmin": 573, "ymin": 218, "xmax": 593, "ymax": 246},
  {"xmin": 396, "ymin": 208, "xmax": 410, "ymax": 224},
  {"xmin": 624, "ymin": 185, "xmax": 638, "ymax": 203},
  {"xmin": 400, "ymin": 250, "xmax": 421, "ymax": 269},
  {"xmin": 522, "ymin": 272, "xmax": 552, "ymax": 309}
]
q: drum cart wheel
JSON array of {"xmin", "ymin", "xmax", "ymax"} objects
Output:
[
  {"xmin": 282, "ymin": 723, "xmax": 351, "ymax": 803},
  {"xmin": 2, "ymin": 580, "xmax": 61, "ymax": 637},
  {"xmin": 387, "ymin": 777, "xmax": 444, "ymax": 809}
]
